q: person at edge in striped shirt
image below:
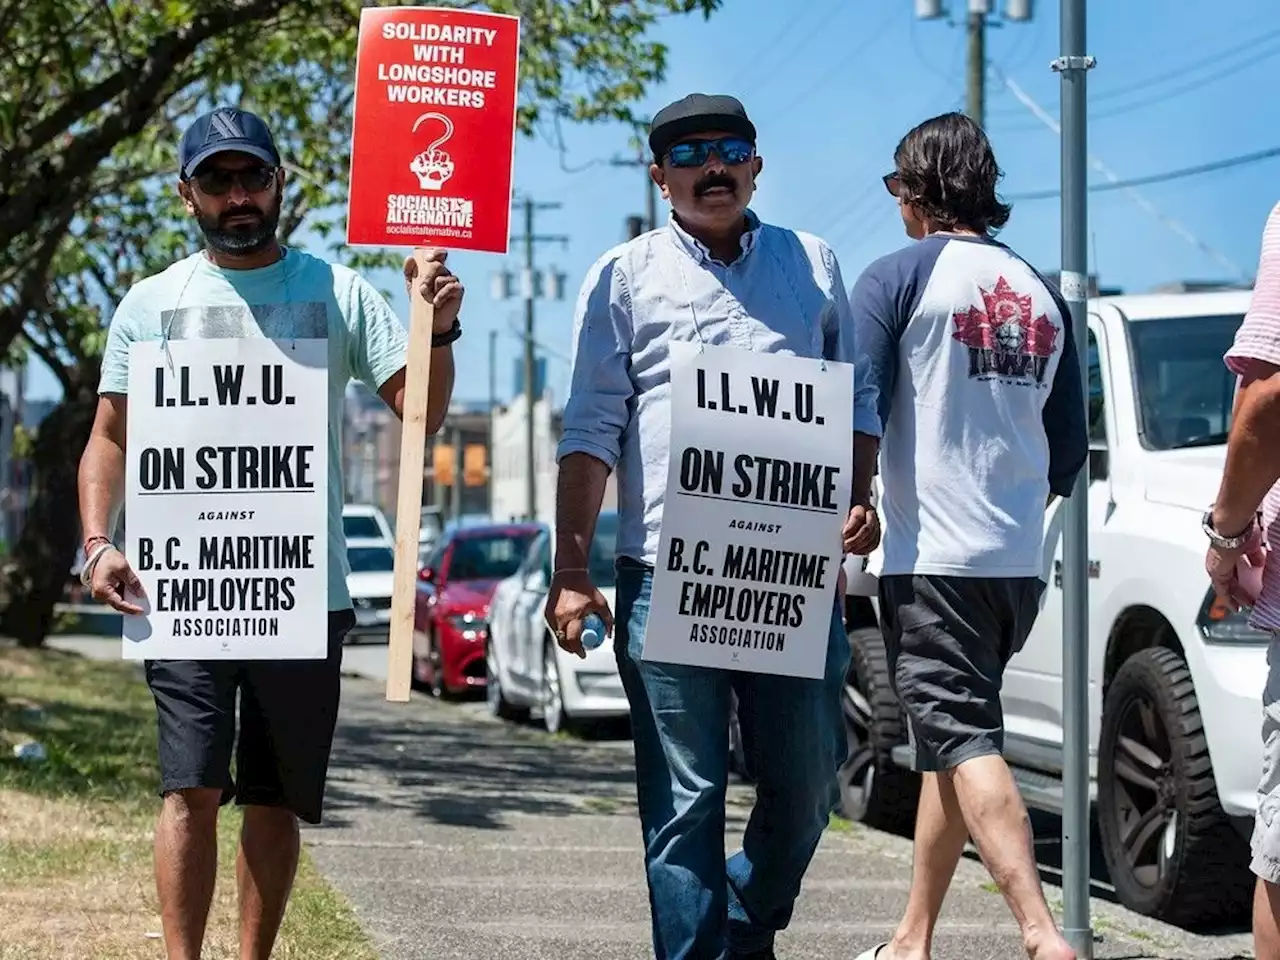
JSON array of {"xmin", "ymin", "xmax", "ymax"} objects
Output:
[{"xmin": 1205, "ymin": 200, "xmax": 1280, "ymax": 960}]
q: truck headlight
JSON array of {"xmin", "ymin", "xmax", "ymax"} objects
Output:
[{"xmin": 1197, "ymin": 588, "xmax": 1271, "ymax": 643}]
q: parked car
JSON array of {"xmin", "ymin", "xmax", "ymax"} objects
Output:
[
  {"xmin": 420, "ymin": 505, "xmax": 445, "ymax": 550},
  {"xmin": 411, "ymin": 521, "xmax": 541, "ymax": 698},
  {"xmin": 344, "ymin": 537, "xmax": 395, "ymax": 643},
  {"xmin": 832, "ymin": 288, "xmax": 1265, "ymax": 928},
  {"xmin": 343, "ymin": 502, "xmax": 393, "ymax": 543},
  {"xmin": 485, "ymin": 511, "xmax": 627, "ymax": 735}
]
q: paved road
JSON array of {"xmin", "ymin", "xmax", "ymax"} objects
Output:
[{"xmin": 49, "ymin": 635, "xmax": 1256, "ymax": 958}]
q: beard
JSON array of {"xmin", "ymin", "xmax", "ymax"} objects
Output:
[{"xmin": 195, "ymin": 188, "xmax": 282, "ymax": 256}]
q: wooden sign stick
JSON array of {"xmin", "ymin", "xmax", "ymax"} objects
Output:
[{"xmin": 386, "ymin": 248, "xmax": 436, "ymax": 702}]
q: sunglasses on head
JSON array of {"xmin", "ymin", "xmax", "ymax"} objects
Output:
[
  {"xmin": 666, "ymin": 137, "xmax": 755, "ymax": 168},
  {"xmin": 190, "ymin": 165, "xmax": 278, "ymax": 196}
]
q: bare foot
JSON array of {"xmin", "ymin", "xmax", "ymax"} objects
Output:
[
  {"xmin": 1026, "ymin": 932, "xmax": 1076, "ymax": 960},
  {"xmin": 881, "ymin": 938, "xmax": 930, "ymax": 960}
]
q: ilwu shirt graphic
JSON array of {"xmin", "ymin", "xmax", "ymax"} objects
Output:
[
  {"xmin": 159, "ymin": 302, "xmax": 328, "ymax": 341},
  {"xmin": 951, "ymin": 277, "xmax": 1060, "ymax": 387}
]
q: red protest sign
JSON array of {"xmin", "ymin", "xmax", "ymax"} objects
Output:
[{"xmin": 346, "ymin": 6, "xmax": 520, "ymax": 254}]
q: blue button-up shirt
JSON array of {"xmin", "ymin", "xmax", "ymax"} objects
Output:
[{"xmin": 556, "ymin": 210, "xmax": 883, "ymax": 566}]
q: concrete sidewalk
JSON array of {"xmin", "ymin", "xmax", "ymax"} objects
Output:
[
  {"xmin": 307, "ymin": 675, "xmax": 1255, "ymax": 960},
  {"xmin": 46, "ymin": 634, "xmax": 1254, "ymax": 958}
]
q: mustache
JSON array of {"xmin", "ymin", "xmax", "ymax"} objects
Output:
[
  {"xmin": 694, "ymin": 174, "xmax": 737, "ymax": 196},
  {"xmin": 220, "ymin": 205, "xmax": 264, "ymax": 225}
]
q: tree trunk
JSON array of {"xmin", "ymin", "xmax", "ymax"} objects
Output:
[{"xmin": 0, "ymin": 362, "xmax": 99, "ymax": 646}]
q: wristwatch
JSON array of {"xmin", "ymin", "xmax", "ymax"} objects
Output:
[
  {"xmin": 1201, "ymin": 508, "xmax": 1261, "ymax": 550},
  {"xmin": 432, "ymin": 319, "xmax": 462, "ymax": 348}
]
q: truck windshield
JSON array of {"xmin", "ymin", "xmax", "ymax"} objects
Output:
[{"xmin": 1127, "ymin": 313, "xmax": 1244, "ymax": 450}]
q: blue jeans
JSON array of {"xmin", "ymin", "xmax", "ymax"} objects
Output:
[{"xmin": 613, "ymin": 558, "xmax": 850, "ymax": 959}]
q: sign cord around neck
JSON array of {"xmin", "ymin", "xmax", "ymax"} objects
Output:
[
  {"xmin": 160, "ymin": 247, "xmax": 296, "ymax": 372},
  {"xmin": 673, "ymin": 254, "xmax": 708, "ymax": 353}
]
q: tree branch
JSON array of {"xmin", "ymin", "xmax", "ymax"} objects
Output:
[
  {"xmin": 21, "ymin": 330, "xmax": 71, "ymax": 393},
  {"xmin": 0, "ymin": 0, "xmax": 312, "ymax": 242}
]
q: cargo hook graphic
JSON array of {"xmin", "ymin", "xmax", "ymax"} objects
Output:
[{"xmin": 410, "ymin": 112, "xmax": 456, "ymax": 191}]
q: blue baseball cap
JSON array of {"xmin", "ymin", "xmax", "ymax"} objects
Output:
[{"xmin": 178, "ymin": 107, "xmax": 281, "ymax": 179}]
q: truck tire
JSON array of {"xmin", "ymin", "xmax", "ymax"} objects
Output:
[
  {"xmin": 838, "ymin": 626, "xmax": 919, "ymax": 834},
  {"xmin": 1097, "ymin": 647, "xmax": 1251, "ymax": 927}
]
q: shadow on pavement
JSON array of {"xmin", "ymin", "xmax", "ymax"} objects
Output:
[{"xmin": 318, "ymin": 680, "xmax": 757, "ymax": 836}]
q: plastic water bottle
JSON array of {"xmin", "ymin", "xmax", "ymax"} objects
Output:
[{"xmin": 580, "ymin": 612, "xmax": 608, "ymax": 651}]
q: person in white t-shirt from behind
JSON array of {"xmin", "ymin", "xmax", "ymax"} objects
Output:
[{"xmin": 850, "ymin": 112, "xmax": 1088, "ymax": 960}]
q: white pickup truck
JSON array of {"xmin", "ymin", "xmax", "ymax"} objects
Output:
[{"xmin": 834, "ymin": 288, "xmax": 1266, "ymax": 928}]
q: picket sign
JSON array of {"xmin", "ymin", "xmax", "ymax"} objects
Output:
[
  {"xmin": 642, "ymin": 342, "xmax": 854, "ymax": 680},
  {"xmin": 122, "ymin": 337, "xmax": 330, "ymax": 660},
  {"xmin": 347, "ymin": 6, "xmax": 521, "ymax": 700}
]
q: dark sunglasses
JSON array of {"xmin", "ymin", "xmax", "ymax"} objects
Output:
[
  {"xmin": 666, "ymin": 137, "xmax": 755, "ymax": 168},
  {"xmin": 882, "ymin": 172, "xmax": 902, "ymax": 197},
  {"xmin": 190, "ymin": 165, "xmax": 278, "ymax": 196}
]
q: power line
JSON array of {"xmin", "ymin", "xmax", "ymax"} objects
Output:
[
  {"xmin": 996, "ymin": 69, "xmax": 1249, "ymax": 283},
  {"xmin": 1007, "ymin": 145, "xmax": 1280, "ymax": 201},
  {"xmin": 988, "ymin": 21, "xmax": 1280, "ymax": 120}
]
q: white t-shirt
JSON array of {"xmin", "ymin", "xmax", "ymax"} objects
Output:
[{"xmin": 850, "ymin": 234, "xmax": 1088, "ymax": 578}]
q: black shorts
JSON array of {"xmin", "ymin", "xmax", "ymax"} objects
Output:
[
  {"xmin": 143, "ymin": 609, "xmax": 355, "ymax": 824},
  {"xmin": 878, "ymin": 575, "xmax": 1044, "ymax": 773}
]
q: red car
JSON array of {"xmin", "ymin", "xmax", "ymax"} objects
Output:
[{"xmin": 412, "ymin": 521, "xmax": 541, "ymax": 698}]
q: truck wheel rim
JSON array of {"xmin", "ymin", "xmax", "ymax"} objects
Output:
[{"xmin": 1110, "ymin": 695, "xmax": 1176, "ymax": 890}]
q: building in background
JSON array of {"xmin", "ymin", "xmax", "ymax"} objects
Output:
[
  {"xmin": 489, "ymin": 393, "xmax": 558, "ymax": 526},
  {"xmin": 340, "ymin": 376, "xmax": 617, "ymax": 535}
]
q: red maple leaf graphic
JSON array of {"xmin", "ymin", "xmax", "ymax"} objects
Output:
[
  {"xmin": 952, "ymin": 276, "xmax": 1059, "ymax": 358},
  {"xmin": 1022, "ymin": 312, "xmax": 1059, "ymax": 358},
  {"xmin": 981, "ymin": 277, "xmax": 1033, "ymax": 330},
  {"xmin": 951, "ymin": 305, "xmax": 993, "ymax": 349}
]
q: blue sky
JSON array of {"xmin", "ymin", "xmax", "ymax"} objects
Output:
[{"xmin": 26, "ymin": 0, "xmax": 1280, "ymax": 403}]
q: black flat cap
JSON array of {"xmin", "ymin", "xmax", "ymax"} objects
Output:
[{"xmin": 648, "ymin": 93, "xmax": 757, "ymax": 161}]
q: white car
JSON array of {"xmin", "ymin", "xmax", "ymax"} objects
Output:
[
  {"xmin": 345, "ymin": 537, "xmax": 395, "ymax": 643},
  {"xmin": 837, "ymin": 288, "xmax": 1265, "ymax": 928},
  {"xmin": 485, "ymin": 511, "xmax": 628, "ymax": 735},
  {"xmin": 342, "ymin": 502, "xmax": 393, "ymax": 543}
]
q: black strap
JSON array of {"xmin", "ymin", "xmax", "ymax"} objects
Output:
[{"xmin": 432, "ymin": 319, "xmax": 462, "ymax": 348}]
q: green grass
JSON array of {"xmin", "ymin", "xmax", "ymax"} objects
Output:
[
  {"xmin": 827, "ymin": 813, "xmax": 858, "ymax": 834},
  {"xmin": 0, "ymin": 645, "xmax": 376, "ymax": 960}
]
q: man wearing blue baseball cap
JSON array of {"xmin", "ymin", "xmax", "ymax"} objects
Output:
[{"xmin": 76, "ymin": 106, "xmax": 465, "ymax": 959}]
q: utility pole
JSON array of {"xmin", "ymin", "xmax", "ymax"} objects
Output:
[
  {"xmin": 492, "ymin": 198, "xmax": 568, "ymax": 522},
  {"xmin": 612, "ymin": 119, "xmax": 658, "ymax": 233},
  {"xmin": 1056, "ymin": 0, "xmax": 1095, "ymax": 953},
  {"xmin": 450, "ymin": 424, "xmax": 463, "ymax": 521},
  {"xmin": 966, "ymin": 5, "xmax": 985, "ymax": 126},
  {"xmin": 487, "ymin": 328, "xmax": 497, "ymax": 518},
  {"xmin": 915, "ymin": 0, "xmax": 1033, "ymax": 128}
]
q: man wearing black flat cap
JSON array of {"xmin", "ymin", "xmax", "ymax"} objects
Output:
[{"xmin": 546, "ymin": 93, "xmax": 883, "ymax": 959}]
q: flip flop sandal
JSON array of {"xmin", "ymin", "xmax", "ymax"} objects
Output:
[{"xmin": 854, "ymin": 943, "xmax": 888, "ymax": 960}]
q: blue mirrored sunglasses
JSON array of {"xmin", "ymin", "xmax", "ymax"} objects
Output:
[{"xmin": 666, "ymin": 137, "xmax": 755, "ymax": 168}]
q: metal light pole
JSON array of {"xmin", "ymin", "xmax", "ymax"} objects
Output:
[
  {"xmin": 915, "ymin": 0, "xmax": 1033, "ymax": 128},
  {"xmin": 1056, "ymin": 0, "xmax": 1095, "ymax": 954}
]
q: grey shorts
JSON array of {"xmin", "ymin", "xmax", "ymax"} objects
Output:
[
  {"xmin": 1253, "ymin": 637, "xmax": 1280, "ymax": 883},
  {"xmin": 878, "ymin": 574, "xmax": 1044, "ymax": 772}
]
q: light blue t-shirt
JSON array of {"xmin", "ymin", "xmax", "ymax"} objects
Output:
[{"xmin": 98, "ymin": 247, "xmax": 409, "ymax": 611}]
